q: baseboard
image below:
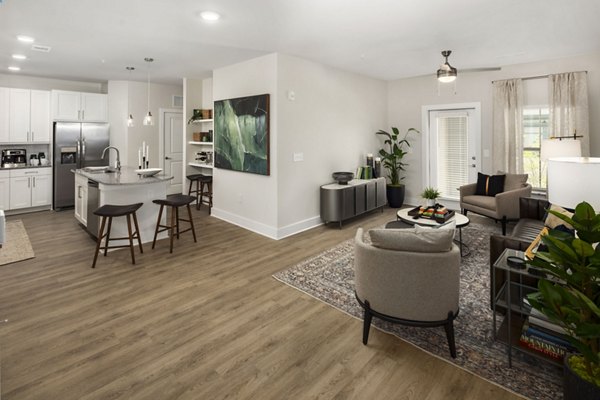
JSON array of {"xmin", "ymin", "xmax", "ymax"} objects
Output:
[
  {"xmin": 276, "ymin": 216, "xmax": 323, "ymax": 240},
  {"xmin": 211, "ymin": 208, "xmax": 279, "ymax": 239},
  {"xmin": 211, "ymin": 208, "xmax": 322, "ymax": 240}
]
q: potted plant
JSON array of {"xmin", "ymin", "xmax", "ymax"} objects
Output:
[
  {"xmin": 421, "ymin": 187, "xmax": 441, "ymax": 207},
  {"xmin": 375, "ymin": 127, "xmax": 419, "ymax": 208},
  {"xmin": 526, "ymin": 201, "xmax": 600, "ymax": 400}
]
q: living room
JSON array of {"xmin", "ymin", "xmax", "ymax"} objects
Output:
[{"xmin": 1, "ymin": 1, "xmax": 600, "ymax": 399}]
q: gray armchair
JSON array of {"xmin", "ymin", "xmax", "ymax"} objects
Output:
[
  {"xmin": 354, "ymin": 228, "xmax": 461, "ymax": 357},
  {"xmin": 459, "ymin": 173, "xmax": 532, "ymax": 235}
]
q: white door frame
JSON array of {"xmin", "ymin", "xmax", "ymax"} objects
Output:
[
  {"xmin": 421, "ymin": 102, "xmax": 481, "ymax": 188},
  {"xmin": 158, "ymin": 108, "xmax": 184, "ymax": 191}
]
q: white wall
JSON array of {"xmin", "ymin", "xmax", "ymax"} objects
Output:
[
  {"xmin": 0, "ymin": 73, "xmax": 103, "ymax": 92},
  {"xmin": 211, "ymin": 53, "xmax": 387, "ymax": 239},
  {"xmin": 387, "ymin": 52, "xmax": 600, "ymax": 205},
  {"xmin": 212, "ymin": 53, "xmax": 279, "ymax": 237},
  {"xmin": 108, "ymin": 80, "xmax": 182, "ymax": 167},
  {"xmin": 277, "ymin": 54, "xmax": 387, "ymax": 235}
]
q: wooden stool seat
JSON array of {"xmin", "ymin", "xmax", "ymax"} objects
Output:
[
  {"xmin": 92, "ymin": 203, "xmax": 143, "ymax": 268},
  {"xmin": 152, "ymin": 194, "xmax": 197, "ymax": 253},
  {"xmin": 187, "ymin": 174, "xmax": 213, "ymax": 212}
]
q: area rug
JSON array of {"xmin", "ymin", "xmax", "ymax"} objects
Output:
[
  {"xmin": 0, "ymin": 220, "xmax": 35, "ymax": 266},
  {"xmin": 273, "ymin": 222, "xmax": 562, "ymax": 400}
]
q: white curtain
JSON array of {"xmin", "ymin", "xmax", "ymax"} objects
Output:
[
  {"xmin": 548, "ymin": 72, "xmax": 590, "ymax": 156},
  {"xmin": 492, "ymin": 79, "xmax": 523, "ymax": 173}
]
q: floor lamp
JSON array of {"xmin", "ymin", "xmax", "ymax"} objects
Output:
[
  {"xmin": 547, "ymin": 157, "xmax": 600, "ymax": 210},
  {"xmin": 541, "ymin": 139, "xmax": 582, "ymax": 198}
]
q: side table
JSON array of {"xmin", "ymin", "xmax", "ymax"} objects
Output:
[{"xmin": 492, "ymin": 248, "xmax": 562, "ymax": 368}]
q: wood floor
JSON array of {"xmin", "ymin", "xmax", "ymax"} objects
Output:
[{"xmin": 0, "ymin": 207, "xmax": 521, "ymax": 400}]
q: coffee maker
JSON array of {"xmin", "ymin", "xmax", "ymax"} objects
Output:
[{"xmin": 1, "ymin": 149, "xmax": 27, "ymax": 168}]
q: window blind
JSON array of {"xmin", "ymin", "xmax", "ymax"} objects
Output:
[{"xmin": 437, "ymin": 114, "xmax": 468, "ymax": 199}]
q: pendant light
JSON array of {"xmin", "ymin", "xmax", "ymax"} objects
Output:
[
  {"xmin": 437, "ymin": 50, "xmax": 457, "ymax": 83},
  {"xmin": 143, "ymin": 57, "xmax": 154, "ymax": 126},
  {"xmin": 126, "ymin": 66, "xmax": 135, "ymax": 127}
]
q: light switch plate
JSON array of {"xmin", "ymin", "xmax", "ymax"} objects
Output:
[{"xmin": 293, "ymin": 152, "xmax": 304, "ymax": 162}]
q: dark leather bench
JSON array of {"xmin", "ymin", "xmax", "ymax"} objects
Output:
[{"xmin": 489, "ymin": 197, "xmax": 549, "ymax": 309}]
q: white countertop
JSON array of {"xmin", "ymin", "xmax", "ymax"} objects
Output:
[
  {"xmin": 321, "ymin": 177, "xmax": 385, "ymax": 190},
  {"xmin": 74, "ymin": 167, "xmax": 173, "ymax": 186}
]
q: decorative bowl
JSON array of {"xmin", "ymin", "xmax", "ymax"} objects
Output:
[
  {"xmin": 135, "ymin": 168, "xmax": 162, "ymax": 177},
  {"xmin": 332, "ymin": 172, "xmax": 354, "ymax": 185}
]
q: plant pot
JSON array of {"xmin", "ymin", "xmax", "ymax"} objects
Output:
[
  {"xmin": 425, "ymin": 198, "xmax": 436, "ymax": 207},
  {"xmin": 386, "ymin": 185, "xmax": 405, "ymax": 208},
  {"xmin": 564, "ymin": 354, "xmax": 600, "ymax": 400}
]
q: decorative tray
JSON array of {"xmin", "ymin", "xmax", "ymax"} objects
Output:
[{"xmin": 407, "ymin": 205, "xmax": 455, "ymax": 223}]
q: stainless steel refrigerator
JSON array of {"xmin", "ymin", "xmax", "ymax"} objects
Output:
[{"xmin": 53, "ymin": 122, "xmax": 110, "ymax": 209}]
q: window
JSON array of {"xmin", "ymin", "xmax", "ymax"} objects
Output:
[{"xmin": 522, "ymin": 107, "xmax": 550, "ymax": 190}]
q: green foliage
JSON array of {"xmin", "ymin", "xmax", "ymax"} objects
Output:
[
  {"xmin": 526, "ymin": 201, "xmax": 600, "ymax": 386},
  {"xmin": 421, "ymin": 186, "xmax": 441, "ymax": 200},
  {"xmin": 375, "ymin": 127, "xmax": 419, "ymax": 186}
]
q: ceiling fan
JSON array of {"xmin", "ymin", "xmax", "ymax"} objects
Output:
[{"xmin": 436, "ymin": 50, "xmax": 501, "ymax": 82}]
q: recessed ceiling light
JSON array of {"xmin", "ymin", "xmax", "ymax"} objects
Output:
[
  {"xmin": 12, "ymin": 54, "xmax": 27, "ymax": 60},
  {"xmin": 200, "ymin": 11, "xmax": 220, "ymax": 21},
  {"xmin": 8, "ymin": 66, "xmax": 21, "ymax": 71},
  {"xmin": 17, "ymin": 35, "xmax": 35, "ymax": 43}
]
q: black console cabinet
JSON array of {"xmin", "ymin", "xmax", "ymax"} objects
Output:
[{"xmin": 320, "ymin": 178, "xmax": 386, "ymax": 228}]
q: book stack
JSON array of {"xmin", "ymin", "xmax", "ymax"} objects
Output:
[
  {"xmin": 519, "ymin": 300, "xmax": 575, "ymax": 362},
  {"xmin": 355, "ymin": 166, "xmax": 373, "ymax": 180}
]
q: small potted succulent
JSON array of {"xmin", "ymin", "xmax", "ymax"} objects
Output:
[
  {"xmin": 526, "ymin": 201, "xmax": 600, "ymax": 400},
  {"xmin": 421, "ymin": 186, "xmax": 441, "ymax": 207},
  {"xmin": 375, "ymin": 127, "xmax": 419, "ymax": 208}
]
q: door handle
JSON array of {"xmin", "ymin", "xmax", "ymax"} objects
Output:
[
  {"xmin": 82, "ymin": 139, "xmax": 86, "ymax": 159},
  {"xmin": 31, "ymin": 131, "xmax": 34, "ymax": 142},
  {"xmin": 28, "ymin": 177, "xmax": 31, "ymax": 188},
  {"xmin": 33, "ymin": 177, "xmax": 36, "ymax": 188},
  {"xmin": 82, "ymin": 110, "xmax": 85, "ymax": 120},
  {"xmin": 471, "ymin": 164, "xmax": 476, "ymax": 168},
  {"xmin": 165, "ymin": 156, "xmax": 171, "ymax": 160},
  {"xmin": 78, "ymin": 110, "xmax": 81, "ymax": 120}
]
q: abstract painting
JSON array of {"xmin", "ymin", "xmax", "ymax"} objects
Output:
[{"xmin": 214, "ymin": 94, "xmax": 270, "ymax": 175}]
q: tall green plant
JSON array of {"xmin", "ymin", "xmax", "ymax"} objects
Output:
[
  {"xmin": 375, "ymin": 127, "xmax": 419, "ymax": 186},
  {"xmin": 527, "ymin": 201, "xmax": 600, "ymax": 386}
]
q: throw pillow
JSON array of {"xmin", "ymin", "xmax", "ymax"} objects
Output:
[
  {"xmin": 369, "ymin": 227, "xmax": 454, "ymax": 253},
  {"xmin": 414, "ymin": 220, "xmax": 457, "ymax": 239},
  {"xmin": 475, "ymin": 172, "xmax": 505, "ymax": 196},
  {"xmin": 544, "ymin": 204, "xmax": 574, "ymax": 230},
  {"xmin": 503, "ymin": 173, "xmax": 528, "ymax": 191}
]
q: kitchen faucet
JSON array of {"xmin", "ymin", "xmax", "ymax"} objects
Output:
[{"xmin": 101, "ymin": 146, "xmax": 121, "ymax": 171}]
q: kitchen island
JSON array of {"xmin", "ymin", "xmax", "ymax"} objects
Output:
[{"xmin": 73, "ymin": 167, "xmax": 173, "ymax": 246}]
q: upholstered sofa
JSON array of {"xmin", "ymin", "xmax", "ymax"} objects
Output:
[
  {"xmin": 354, "ymin": 227, "xmax": 461, "ymax": 357},
  {"xmin": 489, "ymin": 197, "xmax": 550, "ymax": 309},
  {"xmin": 460, "ymin": 173, "xmax": 532, "ymax": 235}
]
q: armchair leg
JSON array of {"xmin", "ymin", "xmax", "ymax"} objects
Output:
[
  {"xmin": 501, "ymin": 217, "xmax": 507, "ymax": 236},
  {"xmin": 444, "ymin": 311, "xmax": 457, "ymax": 358},
  {"xmin": 362, "ymin": 300, "xmax": 373, "ymax": 345}
]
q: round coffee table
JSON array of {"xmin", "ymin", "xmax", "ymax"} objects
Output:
[{"xmin": 396, "ymin": 208, "xmax": 470, "ymax": 256}]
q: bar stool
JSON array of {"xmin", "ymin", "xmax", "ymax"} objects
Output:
[
  {"xmin": 92, "ymin": 203, "xmax": 144, "ymax": 268},
  {"xmin": 152, "ymin": 194, "xmax": 197, "ymax": 253},
  {"xmin": 187, "ymin": 174, "xmax": 213, "ymax": 212}
]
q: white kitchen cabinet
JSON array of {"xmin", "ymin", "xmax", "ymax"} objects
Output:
[
  {"xmin": 8, "ymin": 89, "xmax": 51, "ymax": 143},
  {"xmin": 9, "ymin": 88, "xmax": 30, "ymax": 142},
  {"xmin": 9, "ymin": 168, "xmax": 52, "ymax": 210},
  {"xmin": 31, "ymin": 173, "xmax": 52, "ymax": 207},
  {"xmin": 30, "ymin": 90, "xmax": 51, "ymax": 142},
  {"xmin": 0, "ymin": 170, "xmax": 9, "ymax": 210},
  {"xmin": 74, "ymin": 173, "xmax": 88, "ymax": 225},
  {"xmin": 0, "ymin": 88, "xmax": 9, "ymax": 143},
  {"xmin": 52, "ymin": 90, "xmax": 108, "ymax": 122}
]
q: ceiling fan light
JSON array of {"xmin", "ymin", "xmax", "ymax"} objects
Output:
[{"xmin": 436, "ymin": 50, "xmax": 458, "ymax": 83}]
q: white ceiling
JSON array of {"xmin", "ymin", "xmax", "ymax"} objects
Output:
[{"xmin": 1, "ymin": 0, "xmax": 599, "ymax": 85}]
